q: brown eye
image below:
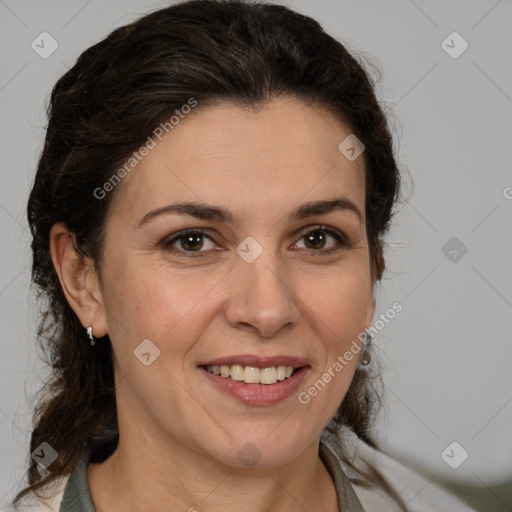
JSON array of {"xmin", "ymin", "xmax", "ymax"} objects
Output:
[
  {"xmin": 164, "ymin": 229, "xmax": 216, "ymax": 254},
  {"xmin": 303, "ymin": 230, "xmax": 328, "ymax": 249},
  {"xmin": 179, "ymin": 233, "xmax": 204, "ymax": 251},
  {"xmin": 294, "ymin": 227, "xmax": 347, "ymax": 252}
]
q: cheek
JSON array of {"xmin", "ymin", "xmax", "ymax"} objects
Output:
[
  {"xmin": 100, "ymin": 254, "xmax": 223, "ymax": 353},
  {"xmin": 308, "ymin": 265, "xmax": 373, "ymax": 343},
  {"xmin": 292, "ymin": 263, "xmax": 372, "ymax": 403}
]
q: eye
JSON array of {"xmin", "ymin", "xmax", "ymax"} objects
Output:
[
  {"xmin": 292, "ymin": 226, "xmax": 349, "ymax": 253},
  {"xmin": 163, "ymin": 229, "xmax": 216, "ymax": 255},
  {"xmin": 162, "ymin": 225, "xmax": 350, "ymax": 258}
]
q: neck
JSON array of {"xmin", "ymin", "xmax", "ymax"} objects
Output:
[{"xmin": 88, "ymin": 431, "xmax": 339, "ymax": 512}]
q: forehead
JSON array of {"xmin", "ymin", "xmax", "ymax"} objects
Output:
[{"xmin": 109, "ymin": 98, "xmax": 366, "ymax": 223}]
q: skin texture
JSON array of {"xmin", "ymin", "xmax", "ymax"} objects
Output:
[{"xmin": 50, "ymin": 97, "xmax": 376, "ymax": 511}]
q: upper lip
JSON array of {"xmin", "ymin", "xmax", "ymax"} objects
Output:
[{"xmin": 198, "ymin": 355, "xmax": 309, "ymax": 368}]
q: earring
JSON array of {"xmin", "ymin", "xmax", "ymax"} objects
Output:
[
  {"xmin": 359, "ymin": 332, "xmax": 372, "ymax": 367},
  {"xmin": 86, "ymin": 326, "xmax": 96, "ymax": 346}
]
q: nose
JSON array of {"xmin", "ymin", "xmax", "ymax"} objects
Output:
[{"xmin": 224, "ymin": 251, "xmax": 300, "ymax": 339}]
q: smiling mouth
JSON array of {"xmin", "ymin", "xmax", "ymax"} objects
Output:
[{"xmin": 203, "ymin": 364, "xmax": 298, "ymax": 385}]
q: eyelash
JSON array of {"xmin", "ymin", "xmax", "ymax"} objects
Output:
[{"xmin": 162, "ymin": 225, "xmax": 351, "ymax": 258}]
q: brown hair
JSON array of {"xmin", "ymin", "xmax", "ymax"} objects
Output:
[{"xmin": 14, "ymin": 0, "xmax": 403, "ymax": 508}]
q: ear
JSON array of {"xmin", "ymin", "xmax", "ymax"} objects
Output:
[
  {"xmin": 365, "ymin": 294, "xmax": 376, "ymax": 330},
  {"xmin": 366, "ymin": 243, "xmax": 384, "ymax": 328},
  {"xmin": 374, "ymin": 242, "xmax": 385, "ymax": 282},
  {"xmin": 49, "ymin": 222, "xmax": 108, "ymax": 338}
]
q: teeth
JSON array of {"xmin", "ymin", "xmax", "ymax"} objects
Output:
[
  {"xmin": 204, "ymin": 364, "xmax": 297, "ymax": 385},
  {"xmin": 244, "ymin": 366, "xmax": 261, "ymax": 384},
  {"xmin": 231, "ymin": 364, "xmax": 244, "ymax": 381},
  {"xmin": 276, "ymin": 365, "xmax": 286, "ymax": 381},
  {"xmin": 260, "ymin": 367, "xmax": 277, "ymax": 385}
]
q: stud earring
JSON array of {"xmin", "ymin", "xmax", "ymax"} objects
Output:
[
  {"xmin": 86, "ymin": 326, "xmax": 95, "ymax": 346},
  {"xmin": 359, "ymin": 332, "xmax": 372, "ymax": 367}
]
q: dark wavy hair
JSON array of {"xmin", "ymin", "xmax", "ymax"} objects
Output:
[{"xmin": 14, "ymin": 0, "xmax": 404, "ymax": 508}]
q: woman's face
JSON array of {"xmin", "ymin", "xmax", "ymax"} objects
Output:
[{"xmin": 96, "ymin": 97, "xmax": 375, "ymax": 467}]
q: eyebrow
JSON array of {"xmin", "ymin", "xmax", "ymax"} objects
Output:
[{"xmin": 138, "ymin": 196, "xmax": 362, "ymax": 228}]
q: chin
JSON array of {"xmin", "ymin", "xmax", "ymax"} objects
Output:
[{"xmin": 208, "ymin": 428, "xmax": 315, "ymax": 470}]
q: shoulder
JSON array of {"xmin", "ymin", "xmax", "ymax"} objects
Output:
[
  {"xmin": 3, "ymin": 478, "xmax": 67, "ymax": 512},
  {"xmin": 10, "ymin": 448, "xmax": 99, "ymax": 512},
  {"xmin": 11, "ymin": 434, "xmax": 477, "ymax": 512},
  {"xmin": 323, "ymin": 429, "xmax": 476, "ymax": 512}
]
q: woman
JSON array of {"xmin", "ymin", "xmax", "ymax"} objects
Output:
[{"xmin": 13, "ymin": 1, "xmax": 475, "ymax": 510}]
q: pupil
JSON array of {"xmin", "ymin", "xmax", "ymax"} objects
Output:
[
  {"xmin": 179, "ymin": 232, "xmax": 328, "ymax": 251},
  {"xmin": 182, "ymin": 234, "xmax": 203, "ymax": 251},
  {"xmin": 305, "ymin": 230, "xmax": 325, "ymax": 249}
]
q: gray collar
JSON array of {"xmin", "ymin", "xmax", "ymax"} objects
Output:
[
  {"xmin": 60, "ymin": 443, "xmax": 365, "ymax": 511},
  {"xmin": 319, "ymin": 441, "xmax": 366, "ymax": 511}
]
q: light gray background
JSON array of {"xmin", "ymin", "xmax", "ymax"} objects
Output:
[{"xmin": 1, "ymin": 0, "xmax": 511, "ymax": 510}]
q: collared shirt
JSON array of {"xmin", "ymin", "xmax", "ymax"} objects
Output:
[
  {"xmin": 58, "ymin": 441, "xmax": 366, "ymax": 511},
  {"xmin": 20, "ymin": 429, "xmax": 476, "ymax": 511}
]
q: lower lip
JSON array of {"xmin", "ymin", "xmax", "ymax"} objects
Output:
[{"xmin": 199, "ymin": 366, "xmax": 309, "ymax": 405}]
